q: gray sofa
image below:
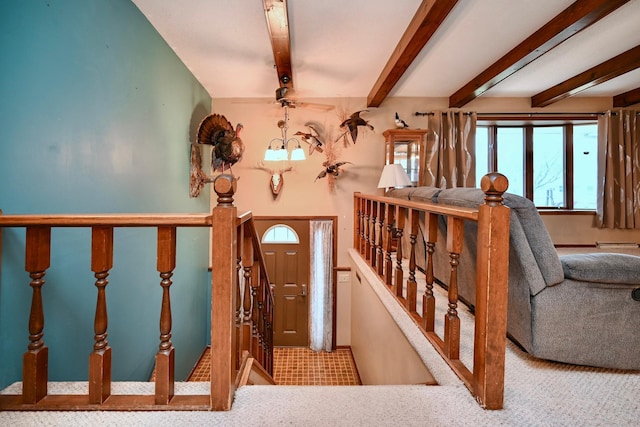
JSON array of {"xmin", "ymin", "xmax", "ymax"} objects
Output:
[{"xmin": 388, "ymin": 186, "xmax": 640, "ymax": 370}]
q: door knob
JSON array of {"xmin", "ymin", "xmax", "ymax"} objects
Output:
[{"xmin": 298, "ymin": 284, "xmax": 307, "ymax": 297}]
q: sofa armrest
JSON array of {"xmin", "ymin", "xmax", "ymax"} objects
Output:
[{"xmin": 560, "ymin": 253, "xmax": 640, "ymax": 284}]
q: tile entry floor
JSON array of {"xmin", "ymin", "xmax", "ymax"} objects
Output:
[
  {"xmin": 272, "ymin": 347, "xmax": 361, "ymax": 385},
  {"xmin": 183, "ymin": 346, "xmax": 361, "ymax": 385}
]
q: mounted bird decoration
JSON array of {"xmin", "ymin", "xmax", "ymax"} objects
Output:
[
  {"xmin": 197, "ymin": 113, "xmax": 244, "ymax": 173},
  {"xmin": 315, "ymin": 161, "xmax": 352, "ymax": 182},
  {"xmin": 395, "ymin": 112, "xmax": 409, "ymax": 128},
  {"xmin": 336, "ymin": 110, "xmax": 374, "ymax": 145},
  {"xmin": 294, "ymin": 122, "xmax": 324, "ymax": 155},
  {"xmin": 189, "ymin": 113, "xmax": 244, "ymax": 198}
]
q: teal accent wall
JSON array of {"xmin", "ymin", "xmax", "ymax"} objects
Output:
[{"xmin": 0, "ymin": 0, "xmax": 212, "ymax": 388}]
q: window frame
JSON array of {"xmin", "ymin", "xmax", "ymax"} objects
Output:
[
  {"xmin": 261, "ymin": 224, "xmax": 300, "ymax": 244},
  {"xmin": 477, "ymin": 120, "xmax": 596, "ymax": 211}
]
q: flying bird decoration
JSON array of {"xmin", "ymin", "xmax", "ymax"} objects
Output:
[
  {"xmin": 395, "ymin": 112, "xmax": 409, "ymax": 128},
  {"xmin": 196, "ymin": 113, "xmax": 244, "ymax": 174},
  {"xmin": 294, "ymin": 122, "xmax": 324, "ymax": 155},
  {"xmin": 336, "ymin": 110, "xmax": 374, "ymax": 144},
  {"xmin": 315, "ymin": 161, "xmax": 352, "ymax": 181}
]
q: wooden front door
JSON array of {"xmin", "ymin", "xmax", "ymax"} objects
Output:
[{"xmin": 255, "ymin": 219, "xmax": 310, "ymax": 347}]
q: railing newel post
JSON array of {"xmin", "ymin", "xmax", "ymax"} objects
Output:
[
  {"xmin": 210, "ymin": 174, "xmax": 238, "ymax": 411},
  {"xmin": 473, "ymin": 172, "xmax": 510, "ymax": 409}
]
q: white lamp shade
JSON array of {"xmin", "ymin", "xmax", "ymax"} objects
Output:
[
  {"xmin": 290, "ymin": 147, "xmax": 306, "ymax": 161},
  {"xmin": 275, "ymin": 148, "xmax": 288, "ymax": 161},
  {"xmin": 264, "ymin": 148, "xmax": 277, "ymax": 161},
  {"xmin": 377, "ymin": 163, "xmax": 412, "ymax": 189}
]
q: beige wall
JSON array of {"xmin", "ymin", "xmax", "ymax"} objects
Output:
[
  {"xmin": 541, "ymin": 213, "xmax": 640, "ymax": 245},
  {"xmin": 210, "ymin": 96, "xmax": 639, "ymax": 346},
  {"xmin": 349, "ymin": 256, "xmax": 435, "ymax": 385}
]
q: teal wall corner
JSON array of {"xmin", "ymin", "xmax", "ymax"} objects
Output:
[{"xmin": 0, "ymin": 0, "xmax": 212, "ymax": 388}]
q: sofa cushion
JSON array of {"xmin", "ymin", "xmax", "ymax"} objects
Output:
[{"xmin": 560, "ymin": 253, "xmax": 640, "ymax": 284}]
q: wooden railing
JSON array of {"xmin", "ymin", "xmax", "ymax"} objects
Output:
[
  {"xmin": 0, "ymin": 174, "xmax": 273, "ymax": 411},
  {"xmin": 353, "ymin": 173, "xmax": 510, "ymax": 409}
]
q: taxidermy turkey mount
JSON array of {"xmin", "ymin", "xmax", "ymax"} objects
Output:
[{"xmin": 189, "ymin": 113, "xmax": 244, "ymax": 198}]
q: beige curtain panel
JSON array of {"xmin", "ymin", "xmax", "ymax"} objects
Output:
[
  {"xmin": 421, "ymin": 111, "xmax": 476, "ymax": 188},
  {"xmin": 597, "ymin": 110, "xmax": 640, "ymax": 229},
  {"xmin": 309, "ymin": 220, "xmax": 333, "ymax": 352}
]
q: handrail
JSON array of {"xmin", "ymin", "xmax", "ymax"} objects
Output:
[
  {"xmin": 0, "ymin": 213, "xmax": 212, "ymax": 227},
  {"xmin": 360, "ymin": 194, "xmax": 479, "ymax": 221},
  {"xmin": 353, "ymin": 172, "xmax": 510, "ymax": 409},
  {"xmin": 0, "ymin": 174, "xmax": 274, "ymax": 412}
]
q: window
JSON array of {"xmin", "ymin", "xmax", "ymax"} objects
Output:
[
  {"xmin": 261, "ymin": 224, "xmax": 300, "ymax": 244},
  {"xmin": 476, "ymin": 122, "xmax": 598, "ymax": 210}
]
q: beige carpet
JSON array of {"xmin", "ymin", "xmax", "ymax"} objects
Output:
[{"xmin": 1, "ymin": 249, "xmax": 638, "ymax": 426}]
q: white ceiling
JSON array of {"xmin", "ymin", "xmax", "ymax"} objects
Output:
[{"xmin": 132, "ymin": 0, "xmax": 640, "ymax": 103}]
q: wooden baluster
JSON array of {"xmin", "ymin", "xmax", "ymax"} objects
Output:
[
  {"xmin": 473, "ymin": 173, "xmax": 510, "ymax": 410},
  {"xmin": 405, "ymin": 210, "xmax": 419, "ymax": 305},
  {"xmin": 444, "ymin": 217, "xmax": 463, "ymax": 360},
  {"xmin": 363, "ymin": 199, "xmax": 371, "ymax": 260},
  {"xmin": 359, "ymin": 197, "xmax": 366, "ymax": 254},
  {"xmin": 353, "ymin": 194, "xmax": 363, "ymax": 253},
  {"xmin": 406, "ymin": 209, "xmax": 420, "ymax": 313},
  {"xmin": 262, "ymin": 290, "xmax": 269, "ymax": 367},
  {"xmin": 384, "ymin": 203, "xmax": 394, "ymax": 287},
  {"xmin": 250, "ymin": 275, "xmax": 260, "ymax": 358},
  {"xmin": 155, "ymin": 226, "xmax": 176, "ymax": 405},
  {"xmin": 23, "ymin": 226, "xmax": 51, "ymax": 404},
  {"xmin": 394, "ymin": 206, "xmax": 406, "ymax": 296},
  {"xmin": 235, "ymin": 225, "xmax": 244, "ymax": 370},
  {"xmin": 260, "ymin": 278, "xmax": 268, "ymax": 366},
  {"xmin": 89, "ymin": 226, "xmax": 113, "ymax": 404},
  {"xmin": 369, "ymin": 201, "xmax": 377, "ymax": 265},
  {"xmin": 210, "ymin": 175, "xmax": 238, "ymax": 411},
  {"xmin": 256, "ymin": 278, "xmax": 265, "ymax": 366},
  {"xmin": 266, "ymin": 295, "xmax": 274, "ymax": 374},
  {"xmin": 376, "ymin": 203, "xmax": 385, "ymax": 276},
  {"xmin": 242, "ymin": 226, "xmax": 254, "ymax": 357},
  {"xmin": 354, "ymin": 197, "xmax": 365, "ymax": 254},
  {"xmin": 423, "ymin": 213, "xmax": 438, "ymax": 332}
]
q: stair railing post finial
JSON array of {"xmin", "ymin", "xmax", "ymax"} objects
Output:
[
  {"xmin": 214, "ymin": 174, "xmax": 237, "ymax": 206},
  {"xmin": 480, "ymin": 172, "xmax": 508, "ymax": 206}
]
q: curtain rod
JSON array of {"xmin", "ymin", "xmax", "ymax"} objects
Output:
[
  {"xmin": 414, "ymin": 111, "xmax": 639, "ymax": 117},
  {"xmin": 413, "ymin": 111, "xmax": 601, "ymax": 117},
  {"xmin": 477, "ymin": 112, "xmax": 601, "ymax": 116}
]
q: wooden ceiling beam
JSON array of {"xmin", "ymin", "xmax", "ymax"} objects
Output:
[
  {"xmin": 613, "ymin": 86, "xmax": 640, "ymax": 107},
  {"xmin": 448, "ymin": 0, "xmax": 630, "ymax": 108},
  {"xmin": 531, "ymin": 44, "xmax": 640, "ymax": 107},
  {"xmin": 366, "ymin": 0, "xmax": 459, "ymax": 108},
  {"xmin": 263, "ymin": 0, "xmax": 293, "ymax": 89}
]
